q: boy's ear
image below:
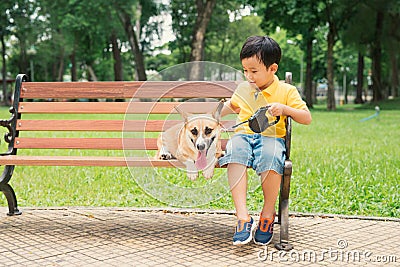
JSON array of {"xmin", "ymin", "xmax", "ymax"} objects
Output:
[{"xmin": 269, "ymin": 63, "xmax": 278, "ymax": 73}]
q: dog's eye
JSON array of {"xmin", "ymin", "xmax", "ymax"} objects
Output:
[
  {"xmin": 205, "ymin": 127, "xmax": 213, "ymax": 135},
  {"xmin": 191, "ymin": 128, "xmax": 198, "ymax": 136}
]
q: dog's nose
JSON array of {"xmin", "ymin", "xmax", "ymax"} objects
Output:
[{"xmin": 197, "ymin": 143, "xmax": 206, "ymax": 151}]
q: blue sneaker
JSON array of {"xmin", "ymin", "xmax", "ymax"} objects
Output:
[
  {"xmin": 253, "ymin": 213, "xmax": 275, "ymax": 245},
  {"xmin": 233, "ymin": 216, "xmax": 256, "ymax": 245}
]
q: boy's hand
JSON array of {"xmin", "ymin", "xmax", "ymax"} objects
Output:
[
  {"xmin": 267, "ymin": 103, "xmax": 312, "ymax": 125},
  {"xmin": 267, "ymin": 103, "xmax": 286, "ymax": 117}
]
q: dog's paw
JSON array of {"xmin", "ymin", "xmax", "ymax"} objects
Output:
[
  {"xmin": 159, "ymin": 152, "xmax": 173, "ymax": 160},
  {"xmin": 187, "ymin": 172, "xmax": 199, "ymax": 181},
  {"xmin": 202, "ymin": 167, "xmax": 215, "ymax": 179},
  {"xmin": 184, "ymin": 161, "xmax": 198, "ymax": 181}
]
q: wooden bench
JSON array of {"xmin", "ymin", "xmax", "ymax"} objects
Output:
[{"xmin": 0, "ymin": 73, "xmax": 294, "ymax": 250}]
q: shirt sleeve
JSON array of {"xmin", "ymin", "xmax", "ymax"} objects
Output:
[
  {"xmin": 230, "ymin": 91, "xmax": 240, "ymax": 108},
  {"xmin": 230, "ymin": 82, "xmax": 246, "ymax": 109},
  {"xmin": 286, "ymin": 86, "xmax": 308, "ymax": 110}
]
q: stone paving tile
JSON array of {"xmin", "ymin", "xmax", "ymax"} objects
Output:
[{"xmin": 0, "ymin": 207, "xmax": 398, "ymax": 266}]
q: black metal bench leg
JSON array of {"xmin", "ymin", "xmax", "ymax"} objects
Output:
[
  {"xmin": 275, "ymin": 159, "xmax": 293, "ymax": 251},
  {"xmin": 0, "ymin": 166, "xmax": 22, "ymax": 216},
  {"xmin": 1, "ymin": 183, "xmax": 22, "ymax": 216}
]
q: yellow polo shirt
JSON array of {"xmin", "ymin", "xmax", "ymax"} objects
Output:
[{"xmin": 231, "ymin": 75, "xmax": 307, "ymax": 138}]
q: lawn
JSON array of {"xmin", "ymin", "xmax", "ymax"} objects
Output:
[{"xmin": 0, "ymin": 100, "xmax": 398, "ymax": 218}]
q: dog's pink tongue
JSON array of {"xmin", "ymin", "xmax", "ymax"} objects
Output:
[{"xmin": 195, "ymin": 151, "xmax": 207, "ymax": 170}]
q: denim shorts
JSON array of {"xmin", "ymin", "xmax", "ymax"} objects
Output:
[{"xmin": 218, "ymin": 134, "xmax": 286, "ymax": 175}]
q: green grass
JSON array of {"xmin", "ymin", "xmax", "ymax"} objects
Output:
[
  {"xmin": 288, "ymin": 109, "xmax": 399, "ymax": 217},
  {"xmin": 0, "ymin": 100, "xmax": 399, "ymax": 218}
]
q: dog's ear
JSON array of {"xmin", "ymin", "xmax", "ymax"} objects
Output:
[
  {"xmin": 212, "ymin": 100, "xmax": 225, "ymax": 122},
  {"xmin": 174, "ymin": 106, "xmax": 190, "ymax": 122}
]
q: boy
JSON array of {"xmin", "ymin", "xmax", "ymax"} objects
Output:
[{"xmin": 219, "ymin": 36, "xmax": 312, "ymax": 245}]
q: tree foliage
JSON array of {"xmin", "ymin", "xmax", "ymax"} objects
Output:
[{"xmin": 0, "ymin": 0, "xmax": 398, "ymax": 106}]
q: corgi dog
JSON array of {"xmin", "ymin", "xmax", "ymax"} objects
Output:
[{"xmin": 156, "ymin": 100, "xmax": 224, "ymax": 180}]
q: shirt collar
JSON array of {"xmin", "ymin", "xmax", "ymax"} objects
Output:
[{"xmin": 261, "ymin": 75, "xmax": 279, "ymax": 96}]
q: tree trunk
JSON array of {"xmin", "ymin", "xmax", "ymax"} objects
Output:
[
  {"xmin": 86, "ymin": 64, "xmax": 98, "ymax": 102},
  {"xmin": 57, "ymin": 47, "xmax": 65, "ymax": 82},
  {"xmin": 390, "ymin": 49, "xmax": 399, "ymax": 98},
  {"xmin": 86, "ymin": 64, "xmax": 98, "ymax": 82},
  {"xmin": 389, "ymin": 11, "xmax": 399, "ymax": 98},
  {"xmin": 188, "ymin": 0, "xmax": 216, "ymax": 80},
  {"xmin": 118, "ymin": 10, "xmax": 147, "ymax": 81},
  {"xmin": 1, "ymin": 33, "xmax": 7, "ymax": 105},
  {"xmin": 355, "ymin": 52, "xmax": 364, "ymax": 104},
  {"xmin": 20, "ymin": 41, "xmax": 28, "ymax": 77},
  {"xmin": 70, "ymin": 49, "xmax": 77, "ymax": 82},
  {"xmin": 305, "ymin": 36, "xmax": 313, "ymax": 108},
  {"xmin": 371, "ymin": 10, "xmax": 384, "ymax": 102},
  {"xmin": 111, "ymin": 31, "xmax": 123, "ymax": 81},
  {"xmin": 111, "ymin": 31, "xmax": 124, "ymax": 102},
  {"xmin": 312, "ymin": 81, "xmax": 317, "ymax": 104},
  {"xmin": 326, "ymin": 26, "xmax": 336, "ymax": 111},
  {"xmin": 52, "ymin": 62, "xmax": 57, "ymax": 81}
]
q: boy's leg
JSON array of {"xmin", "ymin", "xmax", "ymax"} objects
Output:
[
  {"xmin": 260, "ymin": 170, "xmax": 281, "ymax": 218},
  {"xmin": 228, "ymin": 163, "xmax": 256, "ymax": 245},
  {"xmin": 227, "ymin": 163, "xmax": 248, "ymax": 220},
  {"xmin": 253, "ymin": 170, "xmax": 281, "ymax": 245}
]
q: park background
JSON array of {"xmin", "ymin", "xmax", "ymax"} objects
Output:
[{"xmin": 0, "ymin": 0, "xmax": 398, "ymax": 218}]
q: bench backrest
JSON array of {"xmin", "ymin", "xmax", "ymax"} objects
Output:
[
  {"xmin": 6, "ymin": 74, "xmax": 291, "ymax": 164},
  {"xmin": 9, "ymin": 75, "xmax": 234, "ymax": 157}
]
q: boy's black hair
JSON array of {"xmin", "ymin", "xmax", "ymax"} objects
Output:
[{"xmin": 240, "ymin": 36, "xmax": 281, "ymax": 68}]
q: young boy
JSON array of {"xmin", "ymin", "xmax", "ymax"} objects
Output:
[{"xmin": 219, "ymin": 36, "xmax": 312, "ymax": 246}]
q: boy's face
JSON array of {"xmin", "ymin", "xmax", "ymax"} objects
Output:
[{"xmin": 242, "ymin": 55, "xmax": 277, "ymax": 90}]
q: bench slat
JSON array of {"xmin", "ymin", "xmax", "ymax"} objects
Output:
[
  {"xmin": 14, "ymin": 137, "xmax": 229, "ymax": 150},
  {"xmin": 0, "ymin": 155, "xmax": 185, "ymax": 167},
  {"xmin": 19, "ymin": 102, "xmax": 129, "ymax": 114},
  {"xmin": 21, "ymin": 81, "xmax": 236, "ymax": 99},
  {"xmin": 16, "ymin": 120, "xmax": 236, "ymax": 132},
  {"xmin": 16, "ymin": 120, "xmax": 178, "ymax": 132},
  {"xmin": 14, "ymin": 138, "xmax": 156, "ymax": 150},
  {"xmin": 18, "ymin": 102, "xmax": 225, "ymax": 114}
]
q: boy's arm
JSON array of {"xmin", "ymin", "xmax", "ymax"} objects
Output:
[
  {"xmin": 268, "ymin": 103, "xmax": 312, "ymax": 125},
  {"xmin": 220, "ymin": 100, "xmax": 240, "ymax": 117}
]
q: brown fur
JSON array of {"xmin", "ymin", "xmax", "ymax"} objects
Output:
[{"xmin": 156, "ymin": 100, "xmax": 224, "ymax": 180}]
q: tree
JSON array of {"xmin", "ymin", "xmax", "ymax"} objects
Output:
[
  {"xmin": 115, "ymin": 0, "xmax": 162, "ymax": 81},
  {"xmin": 170, "ymin": 0, "xmax": 251, "ymax": 79},
  {"xmin": 257, "ymin": 0, "xmax": 323, "ymax": 108},
  {"xmin": 0, "ymin": 0, "xmax": 14, "ymax": 104},
  {"xmin": 116, "ymin": 4, "xmax": 146, "ymax": 81},
  {"xmin": 39, "ymin": 0, "xmax": 109, "ymax": 81},
  {"xmin": 388, "ymin": 8, "xmax": 400, "ymax": 98},
  {"xmin": 7, "ymin": 0, "xmax": 42, "ymax": 78},
  {"xmin": 366, "ymin": 0, "xmax": 400, "ymax": 101},
  {"xmin": 170, "ymin": 1, "xmax": 195, "ymax": 63},
  {"xmin": 110, "ymin": 30, "xmax": 123, "ymax": 81},
  {"xmin": 206, "ymin": 15, "xmax": 264, "ymax": 70},
  {"xmin": 188, "ymin": 0, "xmax": 217, "ymax": 80},
  {"xmin": 322, "ymin": 0, "xmax": 360, "ymax": 110},
  {"xmin": 370, "ymin": 8, "xmax": 384, "ymax": 102},
  {"xmin": 342, "ymin": 0, "xmax": 400, "ymax": 102}
]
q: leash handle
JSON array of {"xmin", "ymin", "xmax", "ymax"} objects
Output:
[
  {"xmin": 252, "ymin": 106, "xmax": 280, "ymax": 126},
  {"xmin": 228, "ymin": 105, "xmax": 280, "ymax": 133}
]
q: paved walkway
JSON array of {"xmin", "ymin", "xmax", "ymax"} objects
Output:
[{"xmin": 0, "ymin": 207, "xmax": 398, "ymax": 266}]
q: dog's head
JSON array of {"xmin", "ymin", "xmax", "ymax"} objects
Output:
[{"xmin": 175, "ymin": 100, "xmax": 224, "ymax": 169}]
